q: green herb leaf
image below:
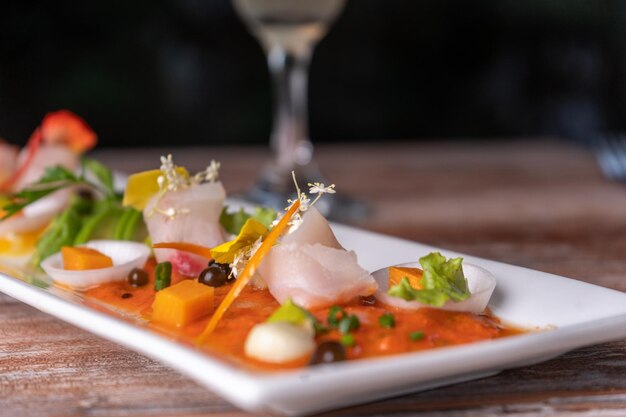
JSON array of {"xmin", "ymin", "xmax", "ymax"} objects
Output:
[
  {"xmin": 251, "ymin": 206, "xmax": 278, "ymax": 229},
  {"xmin": 2, "ymin": 166, "xmax": 80, "ymax": 220},
  {"xmin": 30, "ymin": 197, "xmax": 86, "ymax": 266},
  {"xmin": 154, "ymin": 261, "xmax": 172, "ymax": 291},
  {"xmin": 387, "ymin": 252, "xmax": 470, "ymax": 307},
  {"xmin": 339, "ymin": 334, "xmax": 356, "ymax": 347},
  {"xmin": 338, "ymin": 315, "xmax": 360, "ymax": 334},
  {"xmin": 378, "ymin": 312, "xmax": 395, "ymax": 329},
  {"xmin": 327, "ymin": 306, "xmax": 345, "ymax": 328},
  {"xmin": 409, "ymin": 330, "xmax": 425, "ymax": 341},
  {"xmin": 81, "ymin": 158, "xmax": 115, "ymax": 197}
]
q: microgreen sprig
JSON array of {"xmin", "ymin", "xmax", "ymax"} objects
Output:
[{"xmin": 1, "ymin": 158, "xmax": 117, "ymax": 221}]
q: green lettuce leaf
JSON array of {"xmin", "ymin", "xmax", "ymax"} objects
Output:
[
  {"xmin": 220, "ymin": 206, "xmax": 277, "ymax": 235},
  {"xmin": 387, "ymin": 252, "xmax": 470, "ymax": 307}
]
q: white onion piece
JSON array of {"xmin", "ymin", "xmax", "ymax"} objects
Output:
[
  {"xmin": 41, "ymin": 240, "xmax": 151, "ymax": 290},
  {"xmin": 14, "ymin": 144, "xmax": 79, "ymax": 191},
  {"xmin": 373, "ymin": 262, "xmax": 496, "ymax": 314}
]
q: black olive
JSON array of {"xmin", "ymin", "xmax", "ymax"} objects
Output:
[
  {"xmin": 198, "ymin": 265, "xmax": 229, "ymax": 287},
  {"xmin": 309, "ymin": 341, "xmax": 346, "ymax": 365},
  {"xmin": 208, "ymin": 259, "xmax": 216, "ymax": 266},
  {"xmin": 127, "ymin": 268, "xmax": 149, "ymax": 287},
  {"xmin": 215, "ymin": 262, "xmax": 232, "ymax": 277}
]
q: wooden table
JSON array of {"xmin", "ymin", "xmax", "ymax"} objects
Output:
[{"xmin": 1, "ymin": 139, "xmax": 625, "ymax": 416}]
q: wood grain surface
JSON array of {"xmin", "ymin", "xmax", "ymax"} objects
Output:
[{"xmin": 1, "ymin": 139, "xmax": 625, "ymax": 417}]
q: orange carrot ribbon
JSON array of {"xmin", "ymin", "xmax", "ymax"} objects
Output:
[{"xmin": 195, "ymin": 199, "xmax": 301, "ymax": 345}]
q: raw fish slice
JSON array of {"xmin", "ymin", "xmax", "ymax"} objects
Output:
[
  {"xmin": 14, "ymin": 144, "xmax": 79, "ymax": 191},
  {"xmin": 259, "ymin": 242, "xmax": 377, "ymax": 308},
  {"xmin": 282, "ymin": 206, "xmax": 342, "ymax": 249},
  {"xmin": 0, "ymin": 142, "xmax": 18, "ymax": 182},
  {"xmin": 0, "ymin": 189, "xmax": 71, "ymax": 235},
  {"xmin": 258, "ymin": 207, "xmax": 377, "ymax": 308},
  {"xmin": 145, "ymin": 181, "xmax": 227, "ymax": 276}
]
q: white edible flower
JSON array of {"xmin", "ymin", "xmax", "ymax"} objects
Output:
[
  {"xmin": 193, "ymin": 160, "xmax": 220, "ymax": 184},
  {"xmin": 308, "ymin": 182, "xmax": 336, "ymax": 195},
  {"xmin": 244, "ymin": 321, "xmax": 315, "ymax": 363}
]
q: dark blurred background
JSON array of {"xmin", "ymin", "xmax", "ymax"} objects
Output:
[{"xmin": 0, "ymin": 0, "xmax": 624, "ymax": 147}]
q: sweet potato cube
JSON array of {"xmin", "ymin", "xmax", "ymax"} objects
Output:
[
  {"xmin": 62, "ymin": 246, "xmax": 113, "ymax": 270},
  {"xmin": 151, "ymin": 280, "xmax": 214, "ymax": 327},
  {"xmin": 388, "ymin": 266, "xmax": 424, "ymax": 290}
]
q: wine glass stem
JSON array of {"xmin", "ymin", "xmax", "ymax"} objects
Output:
[{"xmin": 268, "ymin": 46, "xmax": 313, "ymax": 171}]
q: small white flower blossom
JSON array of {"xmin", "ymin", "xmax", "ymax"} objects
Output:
[
  {"xmin": 288, "ymin": 213, "xmax": 303, "ymax": 234},
  {"xmin": 248, "ymin": 237, "xmax": 263, "ymax": 258},
  {"xmin": 193, "ymin": 160, "xmax": 220, "ymax": 184},
  {"xmin": 230, "ymin": 250, "xmax": 246, "ymax": 278},
  {"xmin": 308, "ymin": 182, "xmax": 336, "ymax": 195},
  {"xmin": 150, "ymin": 155, "xmax": 222, "ymax": 219}
]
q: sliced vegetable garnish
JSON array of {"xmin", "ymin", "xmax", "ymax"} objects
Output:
[
  {"xmin": 122, "ymin": 167, "xmax": 189, "ymax": 211},
  {"xmin": 340, "ymin": 334, "xmax": 356, "ymax": 347},
  {"xmin": 154, "ymin": 261, "xmax": 172, "ymax": 291},
  {"xmin": 387, "ymin": 252, "xmax": 470, "ymax": 307},
  {"xmin": 152, "ymin": 242, "xmax": 213, "ymax": 260},
  {"xmin": 220, "ymin": 206, "xmax": 278, "ymax": 235},
  {"xmin": 195, "ymin": 199, "xmax": 301, "ymax": 344},
  {"xmin": 267, "ymin": 298, "xmax": 310, "ymax": 327},
  {"xmin": 410, "ymin": 331, "xmax": 425, "ymax": 341},
  {"xmin": 151, "ymin": 279, "xmax": 214, "ymax": 327},
  {"xmin": 61, "ymin": 246, "xmax": 113, "ymax": 270},
  {"xmin": 338, "ymin": 315, "xmax": 360, "ymax": 334},
  {"xmin": 327, "ymin": 306, "xmax": 346, "ymax": 328},
  {"xmin": 210, "ymin": 218, "xmax": 268, "ymax": 264},
  {"xmin": 378, "ymin": 312, "xmax": 396, "ymax": 328}
]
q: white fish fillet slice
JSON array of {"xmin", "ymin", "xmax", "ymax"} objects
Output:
[
  {"xmin": 144, "ymin": 181, "xmax": 228, "ymax": 276},
  {"xmin": 14, "ymin": 144, "xmax": 79, "ymax": 190},
  {"xmin": 258, "ymin": 207, "xmax": 378, "ymax": 308},
  {"xmin": 0, "ymin": 189, "xmax": 71, "ymax": 236}
]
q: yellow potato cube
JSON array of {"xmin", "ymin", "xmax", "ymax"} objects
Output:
[
  {"xmin": 151, "ymin": 280, "xmax": 214, "ymax": 328},
  {"xmin": 388, "ymin": 266, "xmax": 424, "ymax": 290}
]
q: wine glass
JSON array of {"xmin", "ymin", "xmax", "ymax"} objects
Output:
[{"xmin": 233, "ymin": 0, "xmax": 367, "ymax": 220}]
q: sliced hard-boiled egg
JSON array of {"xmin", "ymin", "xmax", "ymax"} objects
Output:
[
  {"xmin": 373, "ymin": 262, "xmax": 496, "ymax": 314},
  {"xmin": 41, "ymin": 240, "xmax": 150, "ymax": 290}
]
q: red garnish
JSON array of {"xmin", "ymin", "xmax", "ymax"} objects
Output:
[
  {"xmin": 0, "ymin": 110, "xmax": 97, "ymax": 192},
  {"xmin": 40, "ymin": 110, "xmax": 97, "ymax": 153}
]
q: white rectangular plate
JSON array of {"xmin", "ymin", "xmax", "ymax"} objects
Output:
[{"xmin": 1, "ymin": 223, "xmax": 626, "ymax": 416}]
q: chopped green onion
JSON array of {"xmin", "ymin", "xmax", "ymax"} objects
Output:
[
  {"xmin": 327, "ymin": 306, "xmax": 345, "ymax": 328},
  {"xmin": 338, "ymin": 315, "xmax": 360, "ymax": 334},
  {"xmin": 378, "ymin": 312, "xmax": 395, "ymax": 328},
  {"xmin": 154, "ymin": 261, "xmax": 172, "ymax": 291},
  {"xmin": 409, "ymin": 330, "xmax": 425, "ymax": 341},
  {"xmin": 339, "ymin": 334, "xmax": 355, "ymax": 347}
]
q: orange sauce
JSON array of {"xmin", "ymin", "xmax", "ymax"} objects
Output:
[{"xmin": 83, "ymin": 259, "xmax": 524, "ymax": 372}]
